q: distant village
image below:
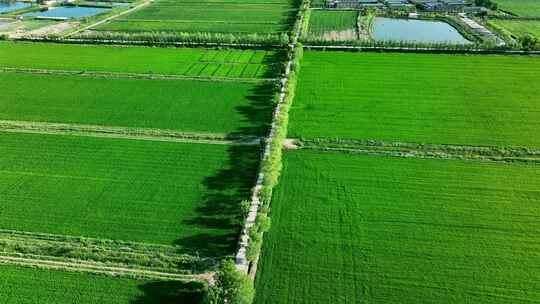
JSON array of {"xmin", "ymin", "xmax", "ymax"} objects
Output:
[{"xmin": 325, "ymin": 0, "xmax": 488, "ymax": 13}]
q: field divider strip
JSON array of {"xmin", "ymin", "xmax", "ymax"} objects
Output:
[
  {"xmin": 296, "ymin": 138, "xmax": 540, "ymax": 164},
  {"xmin": 0, "ymin": 120, "xmax": 262, "ymax": 145},
  {"xmin": 0, "ymin": 229, "xmax": 221, "ymax": 274},
  {"xmin": 0, "ymin": 229, "xmax": 181, "ymax": 251},
  {"xmin": 234, "ymin": 0, "xmax": 308, "ymax": 275},
  {"xmin": 0, "ymin": 255, "xmax": 212, "ymax": 282},
  {"xmin": 0, "ymin": 67, "xmax": 276, "ymax": 84}
]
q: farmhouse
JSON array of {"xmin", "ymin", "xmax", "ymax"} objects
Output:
[
  {"xmin": 326, "ymin": 0, "xmax": 383, "ymax": 9},
  {"xmin": 410, "ymin": 0, "xmax": 467, "ymax": 12}
]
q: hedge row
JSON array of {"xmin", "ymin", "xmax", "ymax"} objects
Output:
[
  {"xmin": 245, "ymin": 45, "xmax": 304, "ymax": 264},
  {"xmin": 21, "ymin": 31, "xmax": 291, "ymax": 47}
]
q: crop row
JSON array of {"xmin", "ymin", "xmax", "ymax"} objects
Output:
[
  {"xmin": 95, "ymin": 0, "xmax": 300, "ymax": 35},
  {"xmin": 255, "ymin": 149, "xmax": 540, "ymax": 304},
  {"xmin": 288, "ymin": 51, "xmax": 540, "ymax": 148},
  {"xmin": 0, "ymin": 132, "xmax": 259, "ymax": 258}
]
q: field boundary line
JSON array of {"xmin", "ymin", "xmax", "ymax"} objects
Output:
[
  {"xmin": 297, "ymin": 138, "xmax": 540, "ymax": 164},
  {"xmin": 0, "ymin": 229, "xmax": 220, "ymax": 273},
  {"xmin": 0, "ymin": 120, "xmax": 262, "ymax": 145},
  {"xmin": 0, "ymin": 255, "xmax": 211, "ymax": 282},
  {"xmin": 0, "ymin": 252, "xmax": 195, "ymax": 276},
  {"xmin": 0, "ymin": 67, "xmax": 276, "ymax": 84},
  {"xmin": 0, "ymin": 229, "xmax": 181, "ymax": 251},
  {"xmin": 62, "ymin": 0, "xmax": 153, "ymax": 38}
]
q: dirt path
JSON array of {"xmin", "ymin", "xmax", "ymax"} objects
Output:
[
  {"xmin": 0, "ymin": 255, "xmax": 211, "ymax": 281},
  {"xmin": 0, "ymin": 120, "xmax": 262, "ymax": 146},
  {"xmin": 28, "ymin": 22, "xmax": 76, "ymax": 37}
]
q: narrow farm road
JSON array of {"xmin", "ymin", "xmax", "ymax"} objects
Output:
[
  {"xmin": 0, "ymin": 255, "xmax": 211, "ymax": 282},
  {"xmin": 0, "ymin": 120, "xmax": 263, "ymax": 145},
  {"xmin": 63, "ymin": 0, "xmax": 153, "ymax": 38}
]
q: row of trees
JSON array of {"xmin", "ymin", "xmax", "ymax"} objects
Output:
[
  {"xmin": 29, "ymin": 31, "xmax": 291, "ymax": 47},
  {"xmin": 205, "ymin": 4, "xmax": 308, "ymax": 304}
]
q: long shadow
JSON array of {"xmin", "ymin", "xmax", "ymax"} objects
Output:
[
  {"xmin": 174, "ymin": 73, "xmax": 278, "ymax": 258},
  {"xmin": 130, "ymin": 281, "xmax": 205, "ymax": 304},
  {"xmin": 138, "ymin": 47, "xmax": 286, "ymax": 304}
]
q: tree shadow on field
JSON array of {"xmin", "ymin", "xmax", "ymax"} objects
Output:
[
  {"xmin": 283, "ymin": 0, "xmax": 303, "ymax": 32},
  {"xmin": 130, "ymin": 280, "xmax": 205, "ymax": 304},
  {"xmin": 174, "ymin": 74, "xmax": 278, "ymax": 260}
]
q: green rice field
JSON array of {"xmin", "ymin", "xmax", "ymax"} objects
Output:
[
  {"xmin": 1, "ymin": 72, "xmax": 274, "ymax": 136},
  {"xmin": 255, "ymin": 149, "xmax": 540, "ymax": 304},
  {"xmin": 0, "ymin": 266, "xmax": 204, "ymax": 304},
  {"xmin": 0, "ymin": 42, "xmax": 282, "ymax": 78},
  {"xmin": 289, "ymin": 51, "xmax": 540, "ymax": 148},
  {"xmin": 0, "ymin": 132, "xmax": 259, "ymax": 254},
  {"xmin": 491, "ymin": 19, "xmax": 540, "ymax": 38},
  {"xmin": 307, "ymin": 10, "xmax": 357, "ymax": 36},
  {"xmin": 494, "ymin": 0, "xmax": 540, "ymax": 17},
  {"xmin": 96, "ymin": 0, "xmax": 299, "ymax": 34}
]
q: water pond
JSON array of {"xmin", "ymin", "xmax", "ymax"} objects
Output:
[
  {"xmin": 23, "ymin": 6, "xmax": 110, "ymax": 19},
  {"xmin": 372, "ymin": 17, "xmax": 471, "ymax": 44},
  {"xmin": 0, "ymin": 1, "xmax": 31, "ymax": 14}
]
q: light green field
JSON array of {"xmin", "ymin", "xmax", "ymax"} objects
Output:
[
  {"xmin": 0, "ymin": 42, "xmax": 282, "ymax": 78},
  {"xmin": 308, "ymin": 10, "xmax": 357, "ymax": 36},
  {"xmin": 0, "ymin": 132, "xmax": 259, "ymax": 255},
  {"xmin": 97, "ymin": 0, "xmax": 299, "ymax": 34},
  {"xmin": 255, "ymin": 150, "xmax": 540, "ymax": 304},
  {"xmin": 289, "ymin": 51, "xmax": 540, "ymax": 148},
  {"xmin": 491, "ymin": 19, "xmax": 540, "ymax": 38},
  {"xmin": 0, "ymin": 266, "xmax": 204, "ymax": 304},
  {"xmin": 495, "ymin": 0, "xmax": 540, "ymax": 17},
  {"xmin": 0, "ymin": 72, "xmax": 273, "ymax": 136}
]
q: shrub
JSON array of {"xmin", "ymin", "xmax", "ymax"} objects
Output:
[{"xmin": 205, "ymin": 260, "xmax": 254, "ymax": 304}]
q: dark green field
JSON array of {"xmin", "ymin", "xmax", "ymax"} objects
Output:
[
  {"xmin": 255, "ymin": 149, "xmax": 540, "ymax": 304},
  {"xmin": 0, "ymin": 132, "xmax": 258, "ymax": 255},
  {"xmin": 1, "ymin": 72, "xmax": 273, "ymax": 136},
  {"xmin": 289, "ymin": 51, "xmax": 540, "ymax": 148},
  {"xmin": 0, "ymin": 42, "xmax": 282, "ymax": 78},
  {"xmin": 0, "ymin": 266, "xmax": 204, "ymax": 304}
]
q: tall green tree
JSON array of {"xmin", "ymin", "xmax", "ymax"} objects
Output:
[{"xmin": 205, "ymin": 260, "xmax": 254, "ymax": 304}]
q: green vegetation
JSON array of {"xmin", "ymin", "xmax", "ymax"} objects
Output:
[
  {"xmin": 255, "ymin": 149, "xmax": 540, "ymax": 304},
  {"xmin": 289, "ymin": 51, "xmax": 540, "ymax": 148},
  {"xmin": 206, "ymin": 259, "xmax": 254, "ymax": 304},
  {"xmin": 68, "ymin": 30, "xmax": 290, "ymax": 46},
  {"xmin": 475, "ymin": 0, "xmax": 498, "ymax": 10},
  {"xmin": 490, "ymin": 19, "xmax": 540, "ymax": 38},
  {"xmin": 1, "ymin": 72, "xmax": 274, "ymax": 135},
  {"xmin": 0, "ymin": 132, "xmax": 259, "ymax": 255},
  {"xmin": 494, "ymin": 0, "xmax": 540, "ymax": 17},
  {"xmin": 307, "ymin": 10, "xmax": 357, "ymax": 37},
  {"xmin": 0, "ymin": 265, "xmax": 204, "ymax": 304},
  {"xmin": 96, "ymin": 0, "xmax": 299, "ymax": 35},
  {"xmin": 0, "ymin": 42, "xmax": 283, "ymax": 78}
]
